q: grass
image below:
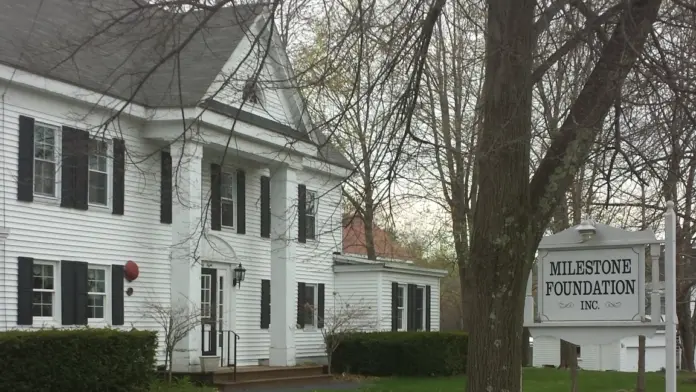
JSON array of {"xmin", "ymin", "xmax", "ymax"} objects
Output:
[
  {"xmin": 149, "ymin": 378, "xmax": 216, "ymax": 392},
  {"xmin": 314, "ymin": 368, "xmax": 696, "ymax": 391}
]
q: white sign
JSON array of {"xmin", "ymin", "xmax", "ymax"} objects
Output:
[{"xmin": 538, "ymin": 247, "xmax": 642, "ymax": 322}]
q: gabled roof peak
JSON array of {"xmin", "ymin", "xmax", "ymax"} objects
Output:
[{"xmin": 0, "ymin": 0, "xmax": 267, "ymax": 107}]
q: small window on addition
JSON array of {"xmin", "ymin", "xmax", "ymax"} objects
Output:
[{"xmin": 242, "ymin": 78, "xmax": 263, "ymax": 105}]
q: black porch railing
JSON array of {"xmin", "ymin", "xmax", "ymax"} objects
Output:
[{"xmin": 201, "ymin": 327, "xmax": 240, "ymax": 381}]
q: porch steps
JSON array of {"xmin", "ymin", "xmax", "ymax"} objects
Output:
[{"xmin": 214, "ymin": 365, "xmax": 334, "ymax": 391}]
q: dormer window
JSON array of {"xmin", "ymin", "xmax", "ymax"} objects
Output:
[{"xmin": 242, "ymin": 78, "xmax": 263, "ymax": 105}]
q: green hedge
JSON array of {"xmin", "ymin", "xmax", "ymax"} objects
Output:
[
  {"xmin": 0, "ymin": 328, "xmax": 157, "ymax": 392},
  {"xmin": 329, "ymin": 331, "xmax": 468, "ymax": 376}
]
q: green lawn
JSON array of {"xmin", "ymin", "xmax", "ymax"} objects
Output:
[
  {"xmin": 316, "ymin": 368, "xmax": 696, "ymax": 391},
  {"xmin": 148, "ymin": 368, "xmax": 696, "ymax": 391},
  {"xmin": 149, "ymin": 378, "xmax": 216, "ymax": 392}
]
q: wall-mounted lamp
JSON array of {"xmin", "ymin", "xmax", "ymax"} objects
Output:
[
  {"xmin": 576, "ymin": 219, "xmax": 596, "ymax": 242},
  {"xmin": 233, "ymin": 264, "xmax": 247, "ymax": 288}
]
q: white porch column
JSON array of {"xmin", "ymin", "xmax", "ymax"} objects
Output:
[
  {"xmin": 169, "ymin": 140, "xmax": 204, "ymax": 371},
  {"xmin": 269, "ymin": 164, "xmax": 297, "ymax": 366}
]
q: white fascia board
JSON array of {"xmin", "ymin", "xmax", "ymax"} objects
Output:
[
  {"xmin": 333, "ymin": 255, "xmax": 448, "ymax": 278},
  {"xmin": 0, "ymin": 63, "xmax": 148, "ymax": 118}
]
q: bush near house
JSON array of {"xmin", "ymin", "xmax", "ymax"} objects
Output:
[
  {"xmin": 0, "ymin": 328, "xmax": 157, "ymax": 392},
  {"xmin": 329, "ymin": 331, "xmax": 468, "ymax": 376}
]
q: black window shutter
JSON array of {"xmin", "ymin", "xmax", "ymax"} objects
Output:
[
  {"xmin": 407, "ymin": 284, "xmax": 416, "ymax": 331},
  {"xmin": 17, "ymin": 116, "xmax": 35, "ymax": 202},
  {"xmin": 112, "ymin": 138, "xmax": 126, "ymax": 215},
  {"xmin": 391, "ymin": 282, "xmax": 399, "ymax": 331},
  {"xmin": 17, "ymin": 257, "xmax": 34, "ymax": 325},
  {"xmin": 60, "ymin": 127, "xmax": 89, "ymax": 210},
  {"xmin": 112, "ymin": 265, "xmax": 125, "ymax": 326},
  {"xmin": 296, "ymin": 282, "xmax": 305, "ymax": 328},
  {"xmin": 61, "ymin": 260, "xmax": 88, "ymax": 325},
  {"xmin": 210, "ymin": 164, "xmax": 222, "ymax": 231},
  {"xmin": 160, "ymin": 151, "xmax": 172, "ymax": 224},
  {"xmin": 260, "ymin": 176, "xmax": 271, "ymax": 238},
  {"xmin": 74, "ymin": 130, "xmax": 89, "ymax": 210},
  {"xmin": 61, "ymin": 261, "xmax": 76, "ymax": 325},
  {"xmin": 297, "ymin": 185, "xmax": 307, "ymax": 243},
  {"xmin": 236, "ymin": 170, "xmax": 246, "ymax": 234},
  {"xmin": 425, "ymin": 285, "xmax": 432, "ymax": 332},
  {"xmin": 74, "ymin": 262, "xmax": 88, "ymax": 325},
  {"xmin": 261, "ymin": 279, "xmax": 271, "ymax": 329},
  {"xmin": 317, "ymin": 283, "xmax": 325, "ymax": 329},
  {"xmin": 60, "ymin": 129, "xmax": 77, "ymax": 208}
]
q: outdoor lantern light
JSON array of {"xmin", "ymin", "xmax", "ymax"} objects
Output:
[
  {"xmin": 233, "ymin": 263, "xmax": 247, "ymax": 288},
  {"xmin": 576, "ymin": 219, "xmax": 596, "ymax": 242}
]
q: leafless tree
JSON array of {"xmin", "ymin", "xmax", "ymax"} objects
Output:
[
  {"xmin": 145, "ymin": 301, "xmax": 203, "ymax": 382},
  {"xmin": 318, "ymin": 295, "xmax": 376, "ymax": 374},
  {"xmin": 455, "ymin": 0, "xmax": 663, "ymax": 388}
]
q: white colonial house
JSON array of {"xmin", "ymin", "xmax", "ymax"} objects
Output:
[{"xmin": 0, "ymin": 0, "xmax": 445, "ymax": 374}]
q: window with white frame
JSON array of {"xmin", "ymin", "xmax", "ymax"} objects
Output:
[
  {"xmin": 221, "ymin": 172, "xmax": 235, "ymax": 228},
  {"xmin": 305, "ymin": 190, "xmax": 317, "ymax": 240},
  {"xmin": 87, "ymin": 267, "xmax": 107, "ymax": 320},
  {"xmin": 303, "ymin": 284, "xmax": 318, "ymax": 328},
  {"xmin": 201, "ymin": 274, "xmax": 212, "ymax": 318},
  {"xmin": 32, "ymin": 262, "xmax": 55, "ymax": 318},
  {"xmin": 89, "ymin": 139, "xmax": 109, "ymax": 206},
  {"xmin": 397, "ymin": 285, "xmax": 406, "ymax": 331},
  {"xmin": 33, "ymin": 123, "xmax": 58, "ymax": 197},
  {"xmin": 415, "ymin": 286, "xmax": 426, "ymax": 331}
]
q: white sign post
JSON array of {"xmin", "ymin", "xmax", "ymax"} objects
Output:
[
  {"xmin": 664, "ymin": 201, "xmax": 677, "ymax": 392},
  {"xmin": 526, "ymin": 205, "xmax": 676, "ymax": 391}
]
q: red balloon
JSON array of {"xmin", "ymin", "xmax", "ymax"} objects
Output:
[{"xmin": 124, "ymin": 260, "xmax": 139, "ymax": 282}]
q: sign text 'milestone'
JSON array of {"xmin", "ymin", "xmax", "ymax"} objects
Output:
[{"xmin": 539, "ymin": 248, "xmax": 641, "ymax": 322}]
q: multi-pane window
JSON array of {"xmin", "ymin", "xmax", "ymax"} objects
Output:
[
  {"xmin": 87, "ymin": 267, "xmax": 107, "ymax": 319},
  {"xmin": 33, "ymin": 123, "xmax": 58, "ymax": 197},
  {"xmin": 32, "ymin": 263, "xmax": 55, "ymax": 317},
  {"xmin": 201, "ymin": 274, "xmax": 212, "ymax": 318},
  {"xmin": 221, "ymin": 172, "xmax": 235, "ymax": 227},
  {"xmin": 303, "ymin": 284, "xmax": 318, "ymax": 327},
  {"xmin": 89, "ymin": 140, "xmax": 109, "ymax": 205},
  {"xmin": 306, "ymin": 191, "xmax": 317, "ymax": 240},
  {"xmin": 415, "ymin": 286, "xmax": 425, "ymax": 331},
  {"xmin": 397, "ymin": 285, "xmax": 406, "ymax": 331}
]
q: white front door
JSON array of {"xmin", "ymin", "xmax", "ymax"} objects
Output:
[
  {"xmin": 216, "ymin": 268, "xmax": 233, "ymax": 366},
  {"xmin": 200, "ymin": 265, "xmax": 236, "ymax": 365}
]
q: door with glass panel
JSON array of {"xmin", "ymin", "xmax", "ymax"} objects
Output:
[
  {"xmin": 216, "ymin": 269, "xmax": 230, "ymax": 365},
  {"xmin": 201, "ymin": 268, "xmax": 217, "ymax": 356}
]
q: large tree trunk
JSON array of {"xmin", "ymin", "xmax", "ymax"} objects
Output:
[
  {"xmin": 637, "ymin": 335, "xmax": 646, "ymax": 392},
  {"xmin": 559, "ymin": 340, "xmax": 578, "ymax": 369},
  {"xmin": 521, "ymin": 327, "xmax": 531, "ymax": 366},
  {"xmin": 467, "ymin": 0, "xmax": 662, "ymax": 390},
  {"xmin": 466, "ymin": 0, "xmax": 535, "ymax": 388},
  {"xmin": 459, "ymin": 265, "xmax": 475, "ymax": 332},
  {"xmin": 453, "ymin": 205, "xmax": 473, "ymax": 332}
]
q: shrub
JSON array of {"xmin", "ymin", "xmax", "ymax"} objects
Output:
[
  {"xmin": 329, "ymin": 331, "xmax": 468, "ymax": 377},
  {"xmin": 0, "ymin": 328, "xmax": 157, "ymax": 392}
]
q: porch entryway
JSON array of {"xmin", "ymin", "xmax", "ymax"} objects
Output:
[{"xmin": 201, "ymin": 265, "xmax": 239, "ymax": 369}]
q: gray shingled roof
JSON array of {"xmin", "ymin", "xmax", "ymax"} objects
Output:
[
  {"xmin": 0, "ymin": 0, "xmax": 353, "ymax": 171},
  {"xmin": 0, "ymin": 0, "xmax": 264, "ymax": 107}
]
